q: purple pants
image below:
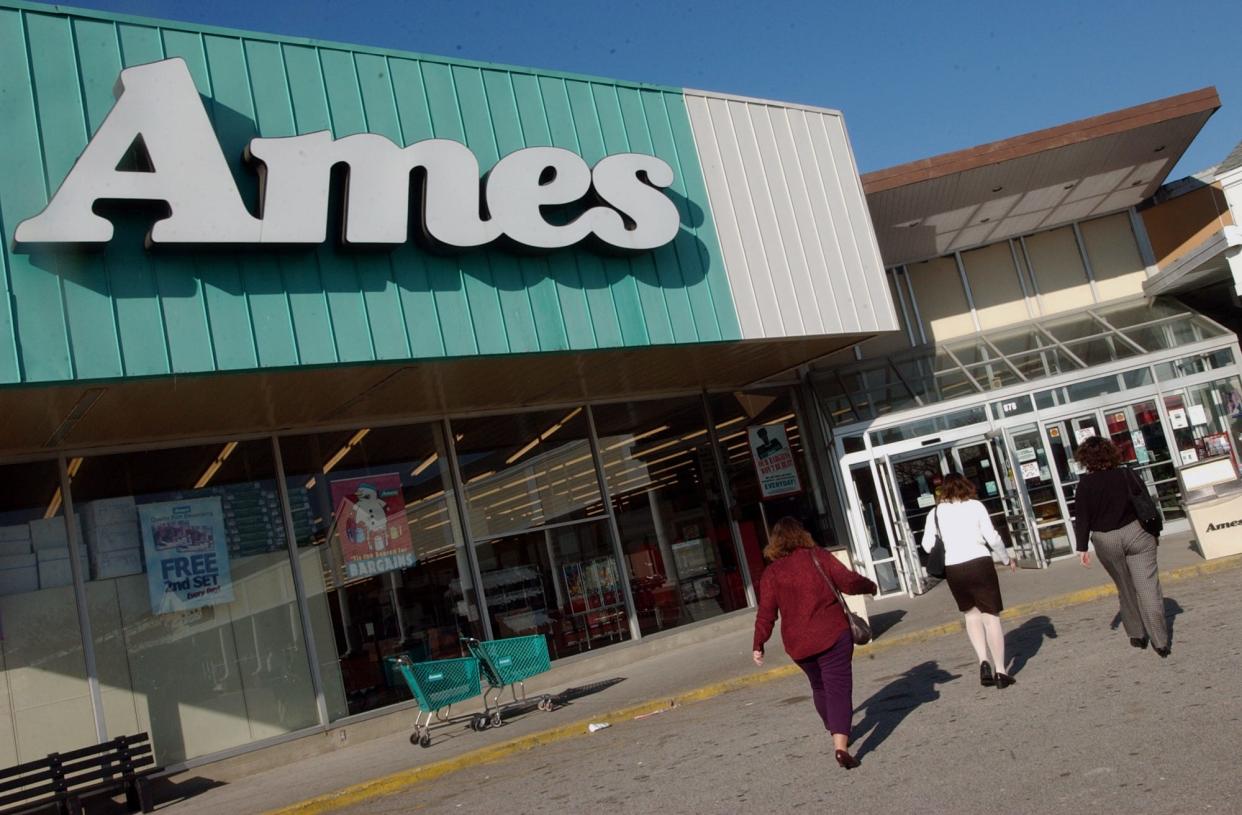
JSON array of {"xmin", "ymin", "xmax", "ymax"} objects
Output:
[{"xmin": 795, "ymin": 629, "xmax": 855, "ymax": 736}]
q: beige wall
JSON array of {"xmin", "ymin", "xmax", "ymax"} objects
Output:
[
  {"xmin": 906, "ymin": 256, "xmax": 975, "ymax": 342},
  {"xmin": 871, "ymin": 212, "xmax": 1153, "ymax": 360},
  {"xmin": 1024, "ymin": 225, "xmax": 1094, "ymax": 315},
  {"xmin": 0, "ymin": 584, "xmax": 96, "ymax": 765},
  {"xmin": 1080, "ymin": 213, "xmax": 1148, "ymax": 302},
  {"xmin": 961, "ymin": 242, "xmax": 1032, "ymax": 331}
]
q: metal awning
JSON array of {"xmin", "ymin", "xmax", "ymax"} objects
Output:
[{"xmin": 863, "ymin": 88, "xmax": 1221, "ymax": 267}]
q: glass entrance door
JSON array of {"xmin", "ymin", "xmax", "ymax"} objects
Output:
[
  {"xmin": 1042, "ymin": 398, "xmax": 1175, "ymax": 553},
  {"xmin": 884, "ymin": 437, "xmax": 1027, "ymax": 591},
  {"xmin": 953, "ymin": 439, "xmax": 1041, "ymax": 566},
  {"xmin": 848, "ymin": 464, "xmax": 905, "ymax": 595},
  {"xmin": 1004, "ymin": 424, "xmax": 1072, "ymax": 562}
]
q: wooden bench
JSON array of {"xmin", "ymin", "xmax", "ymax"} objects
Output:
[{"xmin": 0, "ymin": 733, "xmax": 158, "ymax": 815}]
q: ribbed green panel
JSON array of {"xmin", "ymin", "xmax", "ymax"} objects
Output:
[{"xmin": 0, "ymin": 1, "xmax": 742, "ymax": 386}]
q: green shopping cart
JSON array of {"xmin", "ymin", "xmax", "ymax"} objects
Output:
[
  {"xmin": 387, "ymin": 655, "xmax": 482, "ymax": 747},
  {"xmin": 463, "ymin": 635, "xmax": 556, "ymax": 730}
]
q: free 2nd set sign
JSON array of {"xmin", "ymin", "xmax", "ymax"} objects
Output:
[{"xmin": 139, "ymin": 496, "xmax": 234, "ymax": 614}]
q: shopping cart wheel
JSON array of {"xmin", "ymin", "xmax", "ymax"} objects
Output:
[
  {"xmin": 490, "ymin": 711, "xmax": 504, "ymax": 728},
  {"xmin": 537, "ymin": 696, "xmax": 553, "ymax": 712},
  {"xmin": 418, "ymin": 731, "xmax": 432, "ymax": 748},
  {"xmin": 470, "ymin": 714, "xmax": 488, "ymax": 732},
  {"xmin": 409, "ymin": 726, "xmax": 423, "ymax": 746}
]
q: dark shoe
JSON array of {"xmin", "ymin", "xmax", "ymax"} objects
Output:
[
  {"xmin": 1130, "ymin": 637, "xmax": 1149, "ymax": 650},
  {"xmin": 994, "ymin": 672, "xmax": 1017, "ymax": 689},
  {"xmin": 1154, "ymin": 646, "xmax": 1171, "ymax": 659},
  {"xmin": 835, "ymin": 749, "xmax": 860, "ymax": 770},
  {"xmin": 980, "ymin": 661, "xmax": 995, "ymax": 687}
]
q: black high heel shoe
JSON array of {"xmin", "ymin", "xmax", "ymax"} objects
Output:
[
  {"xmin": 835, "ymin": 749, "xmax": 860, "ymax": 770},
  {"xmin": 1130, "ymin": 637, "xmax": 1149, "ymax": 650},
  {"xmin": 980, "ymin": 661, "xmax": 995, "ymax": 687},
  {"xmin": 994, "ymin": 672, "xmax": 1016, "ymax": 689}
]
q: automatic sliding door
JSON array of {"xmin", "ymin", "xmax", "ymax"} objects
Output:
[
  {"xmin": 848, "ymin": 465, "xmax": 903, "ymax": 595},
  {"xmin": 1007, "ymin": 425, "xmax": 1072, "ymax": 561}
]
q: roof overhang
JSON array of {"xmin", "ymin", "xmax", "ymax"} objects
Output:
[
  {"xmin": 1143, "ymin": 224, "xmax": 1242, "ymax": 297},
  {"xmin": 863, "ymin": 87, "xmax": 1221, "ymax": 267}
]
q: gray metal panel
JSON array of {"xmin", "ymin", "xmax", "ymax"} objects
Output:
[{"xmin": 683, "ymin": 90, "xmax": 897, "ymax": 340}]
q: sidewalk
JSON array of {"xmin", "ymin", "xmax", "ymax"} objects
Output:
[{"xmin": 154, "ymin": 534, "xmax": 1227, "ymax": 815}]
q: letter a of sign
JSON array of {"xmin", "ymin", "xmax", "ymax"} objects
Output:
[{"xmin": 16, "ymin": 58, "xmax": 260, "ymax": 245}]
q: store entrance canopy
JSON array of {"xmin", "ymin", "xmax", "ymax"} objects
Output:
[{"xmin": 864, "ymin": 88, "xmax": 1220, "ymax": 267}]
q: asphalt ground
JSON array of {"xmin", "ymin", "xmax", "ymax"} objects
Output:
[{"xmin": 339, "ymin": 566, "xmax": 1242, "ymax": 815}]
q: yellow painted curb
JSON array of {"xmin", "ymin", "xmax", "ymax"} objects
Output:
[{"xmin": 262, "ymin": 552, "xmax": 1242, "ymax": 815}]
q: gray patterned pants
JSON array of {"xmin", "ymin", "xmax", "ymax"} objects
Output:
[{"xmin": 1091, "ymin": 520, "xmax": 1168, "ymax": 650}]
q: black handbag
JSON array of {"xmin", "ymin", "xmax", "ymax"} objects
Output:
[
  {"xmin": 926, "ymin": 506, "xmax": 947, "ymax": 579},
  {"xmin": 809, "ymin": 550, "xmax": 873, "ymax": 646},
  {"xmin": 1125, "ymin": 467, "xmax": 1163, "ymax": 540}
]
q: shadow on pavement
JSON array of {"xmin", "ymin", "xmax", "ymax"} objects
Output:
[
  {"xmin": 868, "ymin": 610, "xmax": 907, "ymax": 639},
  {"xmin": 1006, "ymin": 615, "xmax": 1057, "ymax": 676},
  {"xmin": 851, "ymin": 661, "xmax": 959, "ymax": 761},
  {"xmin": 551, "ymin": 676, "xmax": 627, "ymax": 707},
  {"xmin": 1108, "ymin": 597, "xmax": 1184, "ymax": 642}
]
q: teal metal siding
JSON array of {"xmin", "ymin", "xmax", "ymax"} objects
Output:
[{"xmin": 0, "ymin": 2, "xmax": 741, "ymax": 386}]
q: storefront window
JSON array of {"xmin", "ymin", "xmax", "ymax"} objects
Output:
[
  {"xmin": 452, "ymin": 409, "xmax": 628, "ymax": 658},
  {"xmin": 0, "ymin": 460, "xmax": 94, "ymax": 765},
  {"xmin": 1164, "ymin": 378, "xmax": 1242, "ymax": 475},
  {"xmin": 280, "ymin": 424, "xmax": 480, "ymax": 720},
  {"xmin": 1154, "ymin": 349, "xmax": 1236, "ymax": 382},
  {"xmin": 592, "ymin": 398, "xmax": 746, "ymax": 636},
  {"xmin": 69, "ymin": 441, "xmax": 319, "ymax": 766},
  {"xmin": 709, "ymin": 389, "xmax": 823, "ymax": 553}
]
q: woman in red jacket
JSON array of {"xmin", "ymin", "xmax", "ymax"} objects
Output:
[{"xmin": 752, "ymin": 517, "xmax": 877, "ymax": 769}]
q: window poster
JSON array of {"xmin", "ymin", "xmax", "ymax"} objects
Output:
[
  {"xmin": 1169, "ymin": 408, "xmax": 1189, "ymax": 430},
  {"xmin": 1020, "ymin": 461, "xmax": 1041, "ymax": 481},
  {"xmin": 1188, "ymin": 404, "xmax": 1209, "ymax": 427},
  {"xmin": 748, "ymin": 423, "xmax": 802, "ymax": 498},
  {"xmin": 1074, "ymin": 427, "xmax": 1097, "ymax": 444},
  {"xmin": 330, "ymin": 473, "xmax": 415, "ymax": 579},
  {"xmin": 139, "ymin": 496, "xmax": 234, "ymax": 614}
]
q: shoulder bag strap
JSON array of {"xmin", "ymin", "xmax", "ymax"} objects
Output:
[
  {"xmin": 808, "ymin": 549, "xmax": 847, "ymax": 608},
  {"xmin": 933, "ymin": 505, "xmax": 942, "ymax": 541}
]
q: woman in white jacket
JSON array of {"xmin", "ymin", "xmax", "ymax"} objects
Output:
[{"xmin": 921, "ymin": 474, "xmax": 1018, "ymax": 688}]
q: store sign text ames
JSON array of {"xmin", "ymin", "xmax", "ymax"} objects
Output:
[{"xmin": 15, "ymin": 58, "xmax": 681, "ymax": 253}]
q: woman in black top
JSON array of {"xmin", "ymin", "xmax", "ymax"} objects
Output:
[{"xmin": 1072, "ymin": 437, "xmax": 1169, "ymax": 657}]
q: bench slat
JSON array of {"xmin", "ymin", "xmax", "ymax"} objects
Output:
[
  {"xmin": 0, "ymin": 768, "xmax": 59, "ymax": 794},
  {"xmin": 0, "ymin": 783, "xmax": 58, "ymax": 808},
  {"xmin": 0, "ymin": 758, "xmax": 53, "ymax": 783},
  {"xmin": 61, "ymin": 751, "xmax": 155, "ymax": 777}
]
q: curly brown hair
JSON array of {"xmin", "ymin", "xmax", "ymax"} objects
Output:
[
  {"xmin": 763, "ymin": 516, "xmax": 817, "ymax": 561},
  {"xmin": 937, "ymin": 473, "xmax": 977, "ymax": 503},
  {"xmin": 1074, "ymin": 435, "xmax": 1121, "ymax": 472}
]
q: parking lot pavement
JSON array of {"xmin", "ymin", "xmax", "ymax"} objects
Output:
[{"xmin": 345, "ymin": 568, "xmax": 1242, "ymax": 815}]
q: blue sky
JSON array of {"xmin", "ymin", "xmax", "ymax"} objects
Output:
[{"xmin": 62, "ymin": 0, "xmax": 1242, "ymax": 180}]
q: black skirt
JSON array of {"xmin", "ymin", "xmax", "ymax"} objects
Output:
[{"xmin": 944, "ymin": 556, "xmax": 1003, "ymax": 614}]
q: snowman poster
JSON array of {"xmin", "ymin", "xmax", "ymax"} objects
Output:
[{"xmin": 329, "ymin": 474, "xmax": 416, "ymax": 579}]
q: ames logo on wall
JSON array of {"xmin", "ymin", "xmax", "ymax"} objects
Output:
[
  {"xmin": 1205, "ymin": 519, "xmax": 1242, "ymax": 532},
  {"xmin": 16, "ymin": 58, "xmax": 681, "ymax": 254}
]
